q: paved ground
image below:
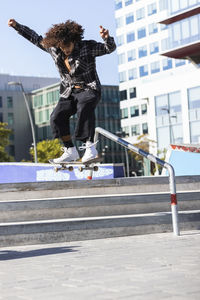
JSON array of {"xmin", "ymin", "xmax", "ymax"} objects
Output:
[{"xmin": 0, "ymin": 231, "xmax": 200, "ymax": 300}]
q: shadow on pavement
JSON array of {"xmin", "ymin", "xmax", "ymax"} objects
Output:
[{"xmin": 0, "ymin": 246, "xmax": 80, "ymax": 261}]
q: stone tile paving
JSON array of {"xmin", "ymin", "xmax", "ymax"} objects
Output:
[{"xmin": 0, "ymin": 231, "xmax": 200, "ymax": 299}]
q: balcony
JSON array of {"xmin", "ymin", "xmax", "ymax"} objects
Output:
[{"xmin": 160, "ymin": 6, "xmax": 200, "ymax": 25}]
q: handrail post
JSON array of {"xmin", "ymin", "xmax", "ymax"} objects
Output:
[
  {"xmin": 94, "ymin": 127, "xmax": 180, "ymax": 236},
  {"xmin": 165, "ymin": 163, "xmax": 180, "ymax": 236}
]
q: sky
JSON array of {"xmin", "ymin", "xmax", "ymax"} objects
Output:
[{"xmin": 0, "ymin": 0, "xmax": 119, "ymax": 85}]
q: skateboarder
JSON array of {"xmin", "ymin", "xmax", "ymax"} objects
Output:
[{"xmin": 8, "ymin": 19, "xmax": 116, "ymax": 163}]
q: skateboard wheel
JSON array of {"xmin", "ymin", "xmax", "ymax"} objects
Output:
[
  {"xmin": 79, "ymin": 166, "xmax": 84, "ymax": 172},
  {"xmin": 68, "ymin": 166, "xmax": 73, "ymax": 171},
  {"xmin": 93, "ymin": 166, "xmax": 98, "ymax": 172}
]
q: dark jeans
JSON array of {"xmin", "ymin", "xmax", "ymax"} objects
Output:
[{"xmin": 50, "ymin": 89, "xmax": 101, "ymax": 142}]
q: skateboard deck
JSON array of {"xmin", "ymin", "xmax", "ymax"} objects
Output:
[{"xmin": 49, "ymin": 157, "xmax": 102, "ymax": 172}]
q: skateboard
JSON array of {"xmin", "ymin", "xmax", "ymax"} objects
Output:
[{"xmin": 49, "ymin": 157, "xmax": 103, "ymax": 172}]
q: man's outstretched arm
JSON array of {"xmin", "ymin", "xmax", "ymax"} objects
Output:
[
  {"xmin": 8, "ymin": 19, "xmax": 47, "ymax": 52},
  {"xmin": 89, "ymin": 25, "xmax": 116, "ymax": 57}
]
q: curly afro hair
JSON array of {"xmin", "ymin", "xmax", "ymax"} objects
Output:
[{"xmin": 42, "ymin": 20, "xmax": 84, "ymax": 48}]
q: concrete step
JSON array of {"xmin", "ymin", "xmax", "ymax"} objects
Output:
[
  {"xmin": 0, "ymin": 191, "xmax": 200, "ymax": 223},
  {"xmin": 0, "ymin": 210, "xmax": 200, "ymax": 247},
  {"xmin": 1, "ymin": 175, "xmax": 200, "ymax": 200}
]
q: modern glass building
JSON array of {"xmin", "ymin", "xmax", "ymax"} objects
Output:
[
  {"xmin": 160, "ymin": 0, "xmax": 200, "ymax": 65},
  {"xmin": 114, "ymin": 0, "xmax": 200, "ymax": 156},
  {"xmin": 0, "ymin": 74, "xmax": 59, "ymax": 161},
  {"xmin": 31, "ymin": 83, "xmax": 124, "ymax": 164}
]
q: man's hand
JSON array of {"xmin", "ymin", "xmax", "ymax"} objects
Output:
[
  {"xmin": 8, "ymin": 19, "xmax": 17, "ymax": 28},
  {"xmin": 99, "ymin": 25, "xmax": 109, "ymax": 39}
]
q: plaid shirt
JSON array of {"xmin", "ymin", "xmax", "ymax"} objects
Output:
[{"xmin": 14, "ymin": 22, "xmax": 116, "ymax": 98}]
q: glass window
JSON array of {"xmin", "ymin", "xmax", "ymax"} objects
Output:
[
  {"xmin": 115, "ymin": 0, "xmax": 122, "ymax": 10},
  {"xmin": 170, "ymin": 0, "xmax": 179, "ymax": 13},
  {"xmin": 151, "ymin": 61, "xmax": 160, "ymax": 74},
  {"xmin": 155, "ymin": 91, "xmax": 181, "ymax": 116},
  {"xmin": 121, "ymin": 108, "xmax": 129, "ymax": 119},
  {"xmin": 116, "ymin": 35, "xmax": 124, "ymax": 46},
  {"xmin": 180, "ymin": 0, "xmax": 188, "ymax": 10},
  {"xmin": 130, "ymin": 106, "xmax": 139, "ymax": 117},
  {"xmin": 147, "ymin": 2, "xmax": 157, "ymax": 15},
  {"xmin": 8, "ymin": 113, "xmax": 14, "ymax": 126},
  {"xmin": 118, "ymin": 53, "xmax": 126, "ymax": 65},
  {"xmin": 190, "ymin": 121, "xmax": 200, "ymax": 143},
  {"xmin": 47, "ymin": 90, "xmax": 58, "ymax": 105},
  {"xmin": 161, "ymin": 38, "xmax": 170, "ymax": 51},
  {"xmin": 122, "ymin": 126, "xmax": 130, "ymax": 137},
  {"xmin": 190, "ymin": 15, "xmax": 199, "ymax": 36},
  {"xmin": 160, "ymin": 23, "xmax": 168, "ymax": 31},
  {"xmin": 119, "ymin": 71, "xmax": 127, "ymax": 83},
  {"xmin": 149, "ymin": 23, "xmax": 158, "ymax": 35},
  {"xmin": 136, "ymin": 8, "xmax": 145, "ymax": 20},
  {"xmin": 189, "ymin": 0, "xmax": 198, "ymax": 5},
  {"xmin": 130, "ymin": 87, "xmax": 137, "ymax": 98},
  {"xmin": 188, "ymin": 86, "xmax": 200, "ymax": 109},
  {"xmin": 141, "ymin": 104, "xmax": 147, "ymax": 114},
  {"xmin": 138, "ymin": 45, "xmax": 147, "ymax": 58},
  {"xmin": 0, "ymin": 112, "xmax": 3, "ymax": 122},
  {"xmin": 116, "ymin": 17, "xmax": 124, "ymax": 28},
  {"xmin": 126, "ymin": 13, "xmax": 134, "ymax": 25},
  {"xmin": 172, "ymin": 125, "xmax": 184, "ymax": 145},
  {"xmin": 131, "ymin": 124, "xmax": 140, "ymax": 136},
  {"xmin": 127, "ymin": 49, "xmax": 136, "ymax": 61},
  {"xmin": 159, "ymin": 0, "xmax": 168, "ymax": 11},
  {"xmin": 9, "ymin": 145, "xmax": 15, "ymax": 157},
  {"xmin": 142, "ymin": 123, "xmax": 148, "ymax": 134},
  {"xmin": 150, "ymin": 41, "xmax": 159, "ymax": 54},
  {"xmin": 162, "ymin": 58, "xmax": 173, "ymax": 70},
  {"xmin": 33, "ymin": 94, "xmax": 43, "ymax": 107},
  {"xmin": 125, "ymin": 0, "xmax": 133, "ymax": 6},
  {"xmin": 120, "ymin": 90, "xmax": 127, "ymax": 101},
  {"xmin": 155, "ymin": 94, "xmax": 168, "ymax": 116},
  {"xmin": 138, "ymin": 27, "xmax": 146, "ymax": 39},
  {"xmin": 139, "ymin": 65, "xmax": 148, "ymax": 77},
  {"xmin": 169, "ymin": 91, "xmax": 181, "ymax": 113},
  {"xmin": 7, "ymin": 97, "xmax": 13, "ymax": 108},
  {"xmin": 127, "ymin": 31, "xmax": 135, "ymax": 43},
  {"xmin": 39, "ymin": 111, "xmax": 43, "ymax": 123},
  {"xmin": 182, "ymin": 19, "xmax": 190, "ymax": 41},
  {"xmin": 0, "ymin": 96, "xmax": 2, "ymax": 108},
  {"xmin": 175, "ymin": 59, "xmax": 186, "ymax": 67},
  {"xmin": 128, "ymin": 68, "xmax": 137, "ymax": 80},
  {"xmin": 172, "ymin": 22, "xmax": 181, "ymax": 46},
  {"xmin": 157, "ymin": 126, "xmax": 170, "ymax": 149}
]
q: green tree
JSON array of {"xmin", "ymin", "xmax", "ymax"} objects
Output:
[
  {"xmin": 29, "ymin": 139, "xmax": 63, "ymax": 163},
  {"xmin": 0, "ymin": 122, "xmax": 14, "ymax": 162},
  {"xmin": 130, "ymin": 134, "xmax": 157, "ymax": 175}
]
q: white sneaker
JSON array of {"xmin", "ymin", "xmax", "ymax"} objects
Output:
[
  {"xmin": 80, "ymin": 141, "xmax": 98, "ymax": 163},
  {"xmin": 53, "ymin": 147, "xmax": 79, "ymax": 163}
]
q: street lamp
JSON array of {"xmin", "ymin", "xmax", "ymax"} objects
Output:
[
  {"xmin": 161, "ymin": 107, "xmax": 177, "ymax": 144},
  {"xmin": 8, "ymin": 81, "xmax": 38, "ymax": 163},
  {"xmin": 116, "ymin": 131, "xmax": 130, "ymax": 177}
]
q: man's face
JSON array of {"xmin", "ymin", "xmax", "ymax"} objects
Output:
[{"xmin": 60, "ymin": 42, "xmax": 75, "ymax": 56}]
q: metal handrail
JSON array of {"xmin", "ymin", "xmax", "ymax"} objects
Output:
[{"xmin": 94, "ymin": 127, "xmax": 180, "ymax": 236}]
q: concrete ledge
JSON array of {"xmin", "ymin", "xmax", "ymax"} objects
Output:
[
  {"xmin": 0, "ymin": 175, "xmax": 200, "ymax": 200},
  {"xmin": 0, "ymin": 191, "xmax": 200, "ymax": 223},
  {"xmin": 0, "ymin": 211, "xmax": 199, "ymax": 247}
]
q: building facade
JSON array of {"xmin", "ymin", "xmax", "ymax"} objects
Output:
[
  {"xmin": 115, "ymin": 0, "xmax": 200, "ymax": 158},
  {"xmin": 31, "ymin": 83, "xmax": 124, "ymax": 164},
  {"xmin": 0, "ymin": 74, "xmax": 59, "ymax": 161}
]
